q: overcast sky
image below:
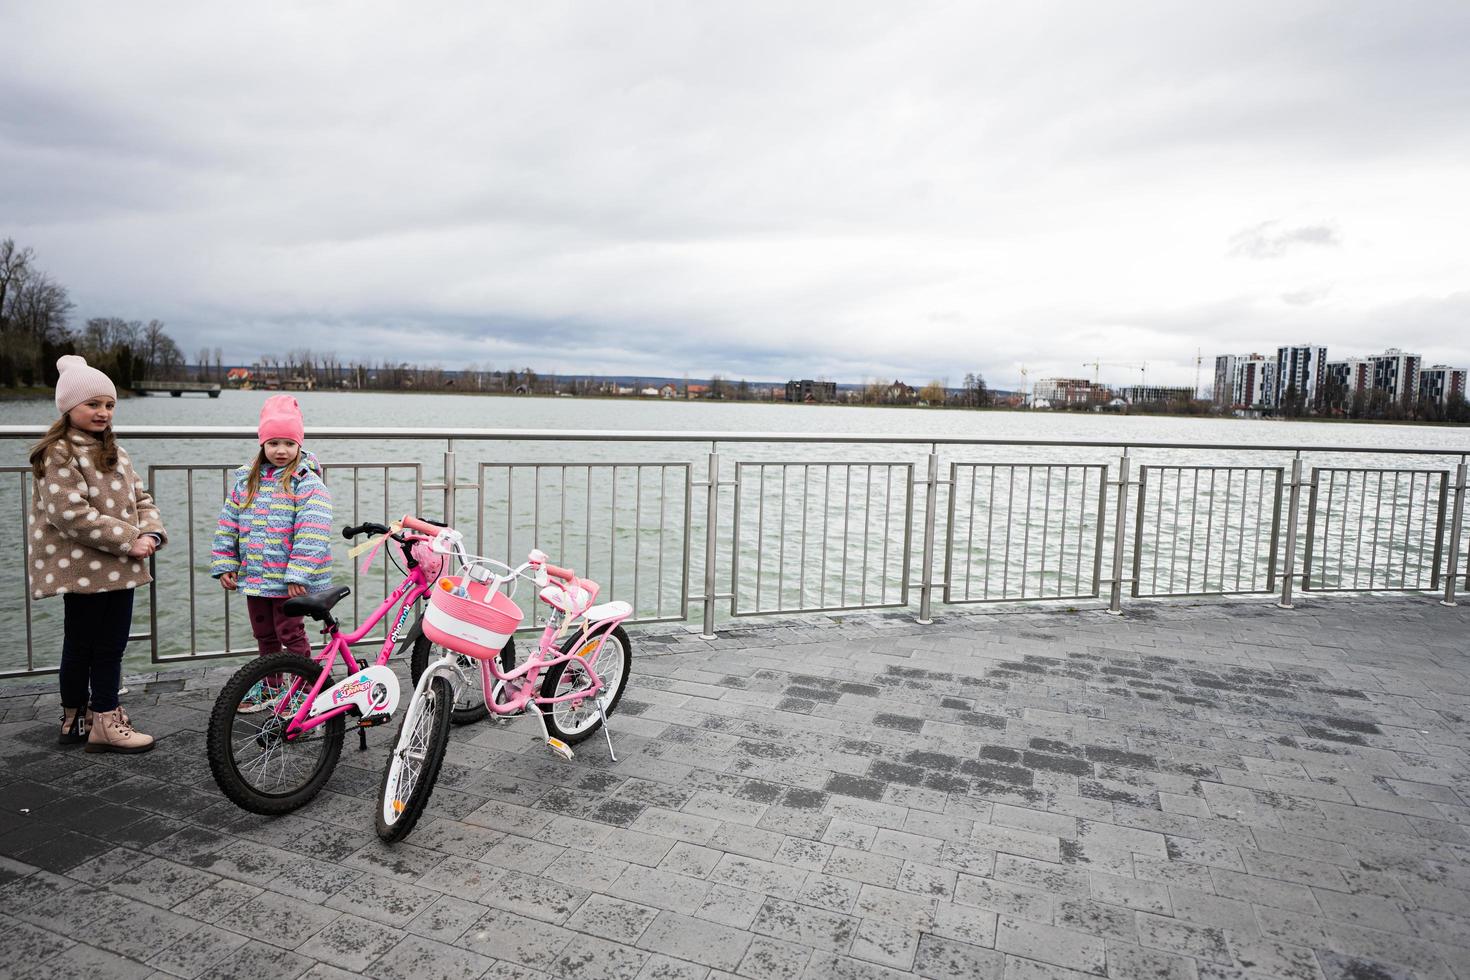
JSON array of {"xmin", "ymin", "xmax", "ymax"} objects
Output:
[{"xmin": 4, "ymin": 1, "xmax": 1469, "ymax": 390}]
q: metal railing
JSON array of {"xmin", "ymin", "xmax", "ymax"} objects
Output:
[
  {"xmin": 946, "ymin": 463, "xmax": 1107, "ymax": 603},
  {"xmin": 1132, "ymin": 466, "xmax": 1283, "ymax": 598},
  {"xmin": 732, "ymin": 461, "xmax": 913, "ymax": 616},
  {"xmin": 3, "ymin": 425, "xmax": 1468, "ymax": 678}
]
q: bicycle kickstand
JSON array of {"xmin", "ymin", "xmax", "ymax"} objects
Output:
[{"xmin": 596, "ymin": 700, "xmax": 618, "ymax": 763}]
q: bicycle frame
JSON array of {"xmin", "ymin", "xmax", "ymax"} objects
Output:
[
  {"xmin": 475, "ymin": 612, "xmax": 625, "ymax": 714},
  {"xmin": 276, "ymin": 555, "xmax": 435, "ymax": 739},
  {"xmin": 404, "ymin": 524, "xmax": 632, "ymax": 752}
]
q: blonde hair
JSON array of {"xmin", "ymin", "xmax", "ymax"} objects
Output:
[
  {"xmin": 241, "ymin": 444, "xmax": 313, "ymax": 507},
  {"xmin": 29, "ymin": 415, "xmax": 118, "ymax": 480}
]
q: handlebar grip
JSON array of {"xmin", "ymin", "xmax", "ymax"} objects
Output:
[
  {"xmin": 343, "ymin": 522, "xmax": 390, "ymax": 539},
  {"xmin": 543, "ymin": 563, "xmax": 575, "ymax": 582},
  {"xmin": 400, "ymin": 515, "xmax": 447, "ymax": 535}
]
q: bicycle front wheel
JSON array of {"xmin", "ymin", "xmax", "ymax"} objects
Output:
[
  {"xmin": 376, "ymin": 673, "xmax": 453, "ymax": 842},
  {"xmin": 539, "ymin": 626, "xmax": 632, "ymax": 746},
  {"xmin": 206, "ymin": 651, "xmax": 344, "ymax": 815}
]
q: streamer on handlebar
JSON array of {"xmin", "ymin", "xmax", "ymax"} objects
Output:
[{"xmin": 350, "ymin": 520, "xmax": 403, "ymax": 573}]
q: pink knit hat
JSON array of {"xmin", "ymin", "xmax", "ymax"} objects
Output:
[
  {"xmin": 54, "ymin": 355, "xmax": 118, "ymax": 414},
  {"xmin": 258, "ymin": 394, "xmax": 305, "ymax": 445}
]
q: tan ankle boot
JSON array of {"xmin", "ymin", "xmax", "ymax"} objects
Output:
[
  {"xmin": 86, "ymin": 705, "xmax": 129, "ymax": 729},
  {"xmin": 85, "ymin": 708, "xmax": 154, "ymax": 754},
  {"xmin": 58, "ymin": 708, "xmax": 88, "ymax": 746}
]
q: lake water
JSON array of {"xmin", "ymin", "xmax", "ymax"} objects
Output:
[
  {"xmin": 3, "ymin": 392, "xmax": 1467, "ymax": 678},
  {"xmin": 5, "ymin": 389, "xmax": 1470, "ymax": 453}
]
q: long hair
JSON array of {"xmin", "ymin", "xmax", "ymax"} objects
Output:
[
  {"xmin": 29, "ymin": 415, "xmax": 119, "ymax": 480},
  {"xmin": 241, "ymin": 448, "xmax": 272, "ymax": 509},
  {"xmin": 242, "ymin": 445, "xmax": 310, "ymax": 508}
]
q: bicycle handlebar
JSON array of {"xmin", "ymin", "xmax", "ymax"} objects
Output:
[
  {"xmin": 342, "ymin": 522, "xmax": 391, "ymax": 540},
  {"xmin": 399, "ymin": 515, "xmax": 448, "ymax": 536},
  {"xmin": 542, "ymin": 563, "xmax": 575, "ymax": 582},
  {"xmin": 398, "ymin": 514, "xmax": 580, "ymax": 588}
]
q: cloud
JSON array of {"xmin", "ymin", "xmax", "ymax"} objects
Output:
[
  {"xmin": 3, "ymin": 1, "xmax": 1470, "ymax": 391},
  {"xmin": 1280, "ymin": 286, "xmax": 1332, "ymax": 306},
  {"xmin": 1228, "ymin": 222, "xmax": 1342, "ymax": 260}
]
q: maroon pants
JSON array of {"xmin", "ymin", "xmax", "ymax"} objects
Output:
[{"xmin": 246, "ymin": 594, "xmax": 311, "ymax": 656}]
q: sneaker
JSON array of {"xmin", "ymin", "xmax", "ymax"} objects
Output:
[
  {"xmin": 238, "ymin": 676, "xmax": 285, "ymax": 713},
  {"xmin": 85, "ymin": 708, "xmax": 154, "ymax": 754}
]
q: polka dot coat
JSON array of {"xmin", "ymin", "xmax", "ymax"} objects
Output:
[{"xmin": 28, "ymin": 432, "xmax": 168, "ymax": 600}]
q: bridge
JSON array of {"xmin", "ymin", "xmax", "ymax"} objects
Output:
[{"xmin": 132, "ymin": 380, "xmax": 222, "ymax": 397}]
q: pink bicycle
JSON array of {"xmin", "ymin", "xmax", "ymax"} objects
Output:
[
  {"xmin": 375, "ymin": 515, "xmax": 633, "ymax": 842},
  {"xmin": 205, "ymin": 519, "xmax": 512, "ymax": 815}
]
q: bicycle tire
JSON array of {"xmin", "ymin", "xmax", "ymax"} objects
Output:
[
  {"xmin": 538, "ymin": 625, "xmax": 632, "ymax": 746},
  {"xmin": 375, "ymin": 673, "xmax": 454, "ymax": 843},
  {"xmin": 410, "ymin": 632, "xmax": 517, "ymax": 726},
  {"xmin": 206, "ymin": 651, "xmax": 345, "ymax": 815}
]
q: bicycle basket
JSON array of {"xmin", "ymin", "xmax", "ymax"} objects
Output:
[{"xmin": 423, "ymin": 576, "xmax": 524, "ymax": 661}]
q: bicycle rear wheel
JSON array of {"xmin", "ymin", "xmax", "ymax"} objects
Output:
[
  {"xmin": 410, "ymin": 633, "xmax": 516, "ymax": 726},
  {"xmin": 539, "ymin": 626, "xmax": 632, "ymax": 746},
  {"xmin": 376, "ymin": 673, "xmax": 453, "ymax": 842},
  {"xmin": 207, "ymin": 651, "xmax": 344, "ymax": 815}
]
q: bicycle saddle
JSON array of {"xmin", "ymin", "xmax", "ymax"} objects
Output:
[{"xmin": 282, "ymin": 585, "xmax": 351, "ymax": 620}]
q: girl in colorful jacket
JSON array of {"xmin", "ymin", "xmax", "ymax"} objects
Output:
[{"xmin": 211, "ymin": 395, "xmax": 333, "ymax": 660}]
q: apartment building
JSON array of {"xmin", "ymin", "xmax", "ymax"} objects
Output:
[
  {"xmin": 1324, "ymin": 358, "xmax": 1371, "ymax": 396},
  {"xmin": 1033, "ymin": 377, "xmax": 1110, "ymax": 406},
  {"xmin": 1229, "ymin": 355, "xmax": 1276, "ymax": 410},
  {"xmin": 1369, "ymin": 349, "xmax": 1422, "ymax": 404},
  {"xmin": 1118, "ymin": 385, "xmax": 1195, "ymax": 405},
  {"xmin": 1212, "ymin": 355, "xmax": 1239, "ymax": 406},
  {"xmin": 1419, "ymin": 365, "xmax": 1468, "ymax": 407},
  {"xmin": 1274, "ymin": 345, "xmax": 1328, "ymax": 407}
]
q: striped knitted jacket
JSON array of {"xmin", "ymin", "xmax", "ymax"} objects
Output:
[{"xmin": 211, "ymin": 451, "xmax": 334, "ymax": 596}]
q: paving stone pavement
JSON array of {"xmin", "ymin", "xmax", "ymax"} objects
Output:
[{"xmin": 2, "ymin": 594, "xmax": 1469, "ymax": 980}]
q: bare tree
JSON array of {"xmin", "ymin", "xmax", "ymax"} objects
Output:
[
  {"xmin": 143, "ymin": 320, "xmax": 169, "ymax": 378},
  {"xmin": 0, "ymin": 238, "xmax": 35, "ymax": 332}
]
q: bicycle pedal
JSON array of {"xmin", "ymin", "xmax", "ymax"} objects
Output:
[
  {"xmin": 545, "ymin": 737, "xmax": 575, "ymax": 761},
  {"xmin": 358, "ymin": 713, "xmax": 392, "ymax": 728}
]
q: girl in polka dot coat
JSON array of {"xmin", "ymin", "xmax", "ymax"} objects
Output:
[{"xmin": 29, "ymin": 355, "xmax": 166, "ymax": 754}]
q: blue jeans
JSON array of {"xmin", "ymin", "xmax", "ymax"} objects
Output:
[{"xmin": 59, "ymin": 589, "xmax": 134, "ymax": 713}]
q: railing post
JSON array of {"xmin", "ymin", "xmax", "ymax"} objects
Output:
[
  {"xmin": 1443, "ymin": 458, "xmax": 1467, "ymax": 607},
  {"xmin": 442, "ymin": 440, "xmax": 457, "ymax": 527},
  {"xmin": 701, "ymin": 446, "xmax": 720, "ymax": 638},
  {"xmin": 1108, "ymin": 452, "xmax": 1130, "ymax": 614},
  {"xmin": 1278, "ymin": 454, "xmax": 1303, "ymax": 609},
  {"xmin": 917, "ymin": 447, "xmax": 939, "ymax": 625}
]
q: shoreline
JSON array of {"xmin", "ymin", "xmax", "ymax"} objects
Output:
[{"xmin": 2, "ymin": 386, "xmax": 1464, "ymax": 426}]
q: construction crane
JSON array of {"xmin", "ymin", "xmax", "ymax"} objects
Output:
[
  {"xmin": 1083, "ymin": 360, "xmax": 1148, "ymax": 386},
  {"xmin": 1019, "ymin": 364, "xmax": 1029, "ymax": 405}
]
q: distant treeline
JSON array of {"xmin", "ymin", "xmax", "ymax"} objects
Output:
[
  {"xmin": 229, "ymin": 355, "xmax": 1001, "ymax": 408},
  {"xmin": 0, "ymin": 237, "xmax": 194, "ymax": 391},
  {"xmin": 1292, "ymin": 380, "xmax": 1469, "ymax": 424}
]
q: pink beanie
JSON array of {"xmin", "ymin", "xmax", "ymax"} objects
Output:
[
  {"xmin": 55, "ymin": 355, "xmax": 118, "ymax": 414},
  {"xmin": 258, "ymin": 394, "xmax": 305, "ymax": 445}
]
